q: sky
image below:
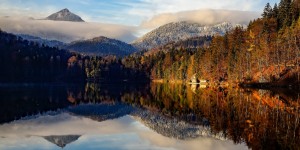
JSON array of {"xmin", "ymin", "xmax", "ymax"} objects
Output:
[
  {"xmin": 0, "ymin": 0, "xmax": 280, "ymax": 42},
  {"xmin": 0, "ymin": 0, "xmax": 280, "ymax": 25}
]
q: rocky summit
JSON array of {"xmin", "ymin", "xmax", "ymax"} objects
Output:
[{"xmin": 46, "ymin": 8, "xmax": 84, "ymax": 22}]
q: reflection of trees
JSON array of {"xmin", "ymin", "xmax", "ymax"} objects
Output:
[
  {"xmin": 67, "ymin": 82, "xmax": 150, "ymax": 105},
  {"xmin": 0, "ymin": 85, "xmax": 72, "ymax": 123},
  {"xmin": 118, "ymin": 83, "xmax": 300, "ymax": 150},
  {"xmin": 67, "ymin": 83, "xmax": 120, "ymax": 104}
]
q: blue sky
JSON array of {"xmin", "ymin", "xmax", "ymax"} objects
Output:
[{"xmin": 0, "ymin": 0, "xmax": 280, "ymax": 26}]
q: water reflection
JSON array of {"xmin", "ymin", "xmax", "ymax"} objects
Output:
[
  {"xmin": 0, "ymin": 84, "xmax": 77, "ymax": 123},
  {"xmin": 0, "ymin": 111, "xmax": 246, "ymax": 150},
  {"xmin": 0, "ymin": 83, "xmax": 299, "ymax": 150}
]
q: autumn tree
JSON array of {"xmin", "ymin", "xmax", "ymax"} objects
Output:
[{"xmin": 278, "ymin": 0, "xmax": 292, "ymax": 28}]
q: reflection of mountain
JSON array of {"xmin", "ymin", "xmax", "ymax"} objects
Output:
[
  {"xmin": 132, "ymin": 110, "xmax": 225, "ymax": 140},
  {"xmin": 66, "ymin": 103, "xmax": 225, "ymax": 140},
  {"xmin": 43, "ymin": 135, "xmax": 81, "ymax": 148},
  {"xmin": 67, "ymin": 103, "xmax": 135, "ymax": 122}
]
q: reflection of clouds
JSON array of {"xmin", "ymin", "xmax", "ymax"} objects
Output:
[
  {"xmin": 0, "ymin": 113, "xmax": 134, "ymax": 137},
  {"xmin": 0, "ymin": 136, "xmax": 58, "ymax": 150},
  {"xmin": 0, "ymin": 113, "xmax": 247, "ymax": 150},
  {"xmin": 139, "ymin": 131, "xmax": 177, "ymax": 147},
  {"xmin": 138, "ymin": 131, "xmax": 247, "ymax": 150}
]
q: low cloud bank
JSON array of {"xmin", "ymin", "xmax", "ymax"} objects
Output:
[
  {"xmin": 0, "ymin": 17, "xmax": 137, "ymax": 43},
  {"xmin": 141, "ymin": 9, "xmax": 260, "ymax": 29}
]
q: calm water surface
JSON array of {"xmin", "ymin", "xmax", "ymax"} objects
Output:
[{"xmin": 0, "ymin": 83, "xmax": 299, "ymax": 150}]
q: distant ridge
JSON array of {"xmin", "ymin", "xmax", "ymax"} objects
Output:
[
  {"xmin": 18, "ymin": 34, "xmax": 64, "ymax": 48},
  {"xmin": 46, "ymin": 8, "xmax": 84, "ymax": 22},
  {"xmin": 64, "ymin": 36, "xmax": 137, "ymax": 57}
]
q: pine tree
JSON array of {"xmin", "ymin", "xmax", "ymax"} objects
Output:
[
  {"xmin": 272, "ymin": 3, "xmax": 279, "ymax": 19},
  {"xmin": 262, "ymin": 3, "xmax": 273, "ymax": 18}
]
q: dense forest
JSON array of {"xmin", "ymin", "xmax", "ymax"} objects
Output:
[
  {"xmin": 121, "ymin": 0, "xmax": 300, "ymax": 86},
  {"xmin": 0, "ymin": 30, "xmax": 147, "ymax": 83},
  {"xmin": 0, "ymin": 30, "xmax": 78, "ymax": 82}
]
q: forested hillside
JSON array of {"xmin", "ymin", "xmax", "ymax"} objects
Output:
[
  {"xmin": 122, "ymin": 0, "xmax": 300, "ymax": 86},
  {"xmin": 0, "ymin": 30, "xmax": 147, "ymax": 83},
  {"xmin": 0, "ymin": 30, "xmax": 80, "ymax": 82},
  {"xmin": 64, "ymin": 36, "xmax": 137, "ymax": 57}
]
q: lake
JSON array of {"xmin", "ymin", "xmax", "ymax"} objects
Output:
[{"xmin": 0, "ymin": 83, "xmax": 299, "ymax": 150}]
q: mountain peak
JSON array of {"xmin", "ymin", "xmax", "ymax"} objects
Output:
[
  {"xmin": 65, "ymin": 36, "xmax": 137, "ymax": 57},
  {"xmin": 90, "ymin": 36, "xmax": 109, "ymax": 41},
  {"xmin": 60, "ymin": 8, "xmax": 70, "ymax": 13},
  {"xmin": 132, "ymin": 21, "xmax": 242, "ymax": 50},
  {"xmin": 46, "ymin": 8, "xmax": 84, "ymax": 22}
]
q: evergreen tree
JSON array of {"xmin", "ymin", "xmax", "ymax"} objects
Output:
[
  {"xmin": 272, "ymin": 3, "xmax": 279, "ymax": 19},
  {"xmin": 262, "ymin": 3, "xmax": 273, "ymax": 18}
]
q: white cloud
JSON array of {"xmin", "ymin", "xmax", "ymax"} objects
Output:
[
  {"xmin": 122, "ymin": 0, "xmax": 278, "ymax": 28},
  {"xmin": 140, "ymin": 9, "xmax": 260, "ymax": 30},
  {"xmin": 129, "ymin": 0, "xmax": 264, "ymax": 15},
  {"xmin": 0, "ymin": 17, "xmax": 137, "ymax": 43}
]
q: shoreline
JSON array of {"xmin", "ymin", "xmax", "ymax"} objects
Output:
[{"xmin": 151, "ymin": 79, "xmax": 300, "ymax": 89}]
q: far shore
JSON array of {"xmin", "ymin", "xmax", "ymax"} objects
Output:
[{"xmin": 151, "ymin": 79, "xmax": 300, "ymax": 89}]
